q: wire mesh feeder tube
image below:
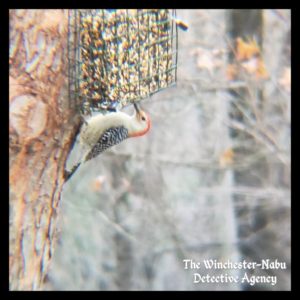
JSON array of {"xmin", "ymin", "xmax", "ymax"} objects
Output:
[{"xmin": 68, "ymin": 9, "xmax": 178, "ymax": 114}]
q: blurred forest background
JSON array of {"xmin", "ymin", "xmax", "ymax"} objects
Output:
[{"xmin": 44, "ymin": 9, "xmax": 291, "ymax": 291}]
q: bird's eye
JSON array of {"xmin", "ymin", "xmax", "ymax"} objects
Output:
[{"xmin": 141, "ymin": 116, "xmax": 146, "ymax": 121}]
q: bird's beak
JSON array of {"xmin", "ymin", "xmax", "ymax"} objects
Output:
[{"xmin": 133, "ymin": 103, "xmax": 141, "ymax": 114}]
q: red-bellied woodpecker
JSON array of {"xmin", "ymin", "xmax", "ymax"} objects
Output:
[{"xmin": 65, "ymin": 103, "xmax": 151, "ymax": 180}]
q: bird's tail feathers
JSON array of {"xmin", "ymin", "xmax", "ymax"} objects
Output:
[{"xmin": 64, "ymin": 162, "xmax": 81, "ymax": 182}]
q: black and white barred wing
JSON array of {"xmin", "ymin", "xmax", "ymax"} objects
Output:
[{"xmin": 84, "ymin": 126, "xmax": 129, "ymax": 162}]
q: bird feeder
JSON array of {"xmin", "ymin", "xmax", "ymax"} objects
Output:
[{"xmin": 68, "ymin": 9, "xmax": 178, "ymax": 114}]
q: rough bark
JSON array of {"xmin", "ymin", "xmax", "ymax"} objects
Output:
[{"xmin": 9, "ymin": 9, "xmax": 80, "ymax": 290}]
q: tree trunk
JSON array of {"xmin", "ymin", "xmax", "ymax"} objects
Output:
[{"xmin": 9, "ymin": 9, "xmax": 80, "ymax": 290}]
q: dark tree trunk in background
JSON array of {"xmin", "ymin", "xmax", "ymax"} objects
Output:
[
  {"xmin": 9, "ymin": 10, "xmax": 80, "ymax": 290},
  {"xmin": 227, "ymin": 10, "xmax": 290, "ymax": 290}
]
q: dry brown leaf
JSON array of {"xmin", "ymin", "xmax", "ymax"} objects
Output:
[
  {"xmin": 228, "ymin": 37, "xmax": 269, "ymax": 80},
  {"xmin": 241, "ymin": 56, "xmax": 269, "ymax": 79},
  {"xmin": 219, "ymin": 148, "xmax": 234, "ymax": 167},
  {"xmin": 236, "ymin": 37, "xmax": 260, "ymax": 61},
  {"xmin": 191, "ymin": 47, "xmax": 223, "ymax": 75},
  {"xmin": 91, "ymin": 175, "xmax": 106, "ymax": 192},
  {"xmin": 256, "ymin": 57, "xmax": 269, "ymax": 79}
]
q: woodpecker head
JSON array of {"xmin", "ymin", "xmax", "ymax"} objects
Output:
[{"xmin": 129, "ymin": 103, "xmax": 151, "ymax": 138}]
